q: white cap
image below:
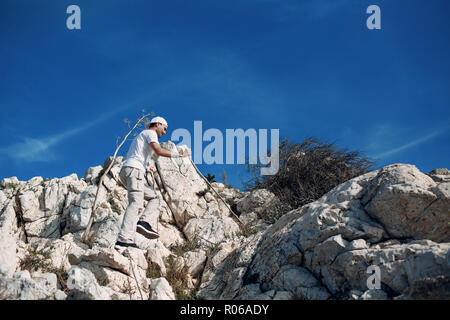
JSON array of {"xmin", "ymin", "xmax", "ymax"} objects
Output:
[{"xmin": 149, "ymin": 116, "xmax": 168, "ymax": 126}]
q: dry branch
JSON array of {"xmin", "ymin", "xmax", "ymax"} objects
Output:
[{"xmin": 82, "ymin": 113, "xmax": 152, "ymax": 244}]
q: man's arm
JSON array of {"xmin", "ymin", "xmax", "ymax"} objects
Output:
[{"xmin": 150, "ymin": 142, "xmax": 190, "ymax": 158}]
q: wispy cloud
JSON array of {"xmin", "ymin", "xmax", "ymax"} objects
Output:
[
  {"xmin": 372, "ymin": 124, "xmax": 450, "ymax": 159},
  {"xmin": 0, "ymin": 108, "xmax": 123, "ymax": 163}
]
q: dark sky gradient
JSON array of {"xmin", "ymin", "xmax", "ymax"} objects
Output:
[{"xmin": 1, "ymin": 0, "xmax": 449, "ymax": 188}]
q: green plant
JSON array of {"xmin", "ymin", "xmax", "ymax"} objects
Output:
[
  {"xmin": 3, "ymin": 182, "xmax": 19, "ymax": 190},
  {"xmin": 240, "ymin": 225, "xmax": 259, "ymax": 238},
  {"xmin": 164, "ymin": 255, "xmax": 197, "ymax": 300},
  {"xmin": 205, "ymin": 173, "xmax": 216, "ymax": 183},
  {"xmin": 146, "ymin": 261, "xmax": 162, "ymax": 279},
  {"xmin": 19, "ymin": 247, "xmax": 52, "ymax": 271},
  {"xmin": 169, "ymin": 237, "xmax": 201, "ymax": 257},
  {"xmin": 19, "ymin": 247, "xmax": 69, "ymax": 293}
]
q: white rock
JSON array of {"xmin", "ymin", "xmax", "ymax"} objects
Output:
[
  {"xmin": 150, "ymin": 277, "xmax": 175, "ymax": 300},
  {"xmin": 19, "ymin": 191, "xmax": 44, "ymax": 222},
  {"xmin": 66, "ymin": 185, "xmax": 108, "ymax": 233},
  {"xmin": 25, "ymin": 215, "xmax": 61, "ymax": 238},
  {"xmin": 347, "ymin": 239, "xmax": 369, "ymax": 251},
  {"xmin": 0, "ymin": 176, "xmax": 20, "ymax": 188},
  {"xmin": 83, "ymin": 166, "xmax": 103, "ymax": 184},
  {"xmin": 184, "ymin": 216, "xmax": 240, "ymax": 247},
  {"xmin": 313, "ymin": 234, "xmax": 348, "ymax": 265},
  {"xmin": 273, "ymin": 291, "xmax": 294, "ymax": 300},
  {"xmin": 236, "ymin": 189, "xmax": 277, "ymax": 215},
  {"xmin": 272, "ymin": 265, "xmax": 319, "ymax": 292},
  {"xmin": 31, "ymin": 271, "xmax": 58, "ymax": 295},
  {"xmin": 0, "ymin": 231, "xmax": 18, "ymax": 277},
  {"xmin": 0, "ymin": 270, "xmax": 54, "ymax": 300},
  {"xmin": 90, "ymin": 216, "xmax": 120, "ymax": 248},
  {"xmin": 157, "ymin": 222, "xmax": 185, "ymax": 248},
  {"xmin": 363, "ymin": 164, "xmax": 448, "ymax": 241},
  {"xmin": 54, "ymin": 290, "xmax": 67, "ymax": 300},
  {"xmin": 183, "ymin": 250, "xmax": 207, "ymax": 277},
  {"xmin": 0, "ymin": 200, "xmax": 18, "ymax": 236},
  {"xmin": 360, "ymin": 289, "xmax": 388, "ymax": 300},
  {"xmin": 67, "ymin": 266, "xmax": 111, "ymax": 300}
]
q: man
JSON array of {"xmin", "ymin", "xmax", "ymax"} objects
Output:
[{"xmin": 115, "ymin": 116, "xmax": 190, "ymax": 250}]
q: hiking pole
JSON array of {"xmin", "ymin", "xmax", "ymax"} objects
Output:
[
  {"xmin": 146, "ymin": 170, "xmax": 230, "ymax": 247},
  {"xmin": 145, "ymin": 170, "xmax": 177, "ymax": 222},
  {"xmin": 187, "ymin": 157, "xmax": 244, "ymax": 227}
]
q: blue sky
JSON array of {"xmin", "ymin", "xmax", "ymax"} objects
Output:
[{"xmin": 1, "ymin": 0, "xmax": 449, "ymax": 188}]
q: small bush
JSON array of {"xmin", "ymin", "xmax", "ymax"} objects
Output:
[
  {"xmin": 19, "ymin": 247, "xmax": 52, "ymax": 272},
  {"xmin": 3, "ymin": 182, "xmax": 19, "ymax": 190},
  {"xmin": 146, "ymin": 261, "xmax": 162, "ymax": 279},
  {"xmin": 245, "ymin": 137, "xmax": 374, "ymax": 213},
  {"xmin": 205, "ymin": 173, "xmax": 216, "ymax": 183},
  {"xmin": 19, "ymin": 247, "xmax": 69, "ymax": 293},
  {"xmin": 169, "ymin": 237, "xmax": 201, "ymax": 257},
  {"xmin": 164, "ymin": 255, "xmax": 197, "ymax": 300},
  {"xmin": 240, "ymin": 225, "xmax": 259, "ymax": 238}
]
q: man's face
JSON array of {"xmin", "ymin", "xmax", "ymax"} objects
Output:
[{"xmin": 156, "ymin": 123, "xmax": 167, "ymax": 138}]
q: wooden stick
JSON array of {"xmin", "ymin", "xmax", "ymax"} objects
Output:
[{"xmin": 82, "ymin": 113, "xmax": 152, "ymax": 244}]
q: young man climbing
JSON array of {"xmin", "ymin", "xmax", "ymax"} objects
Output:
[{"xmin": 115, "ymin": 116, "xmax": 190, "ymax": 250}]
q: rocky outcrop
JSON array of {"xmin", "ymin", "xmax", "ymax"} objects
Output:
[
  {"xmin": 0, "ymin": 142, "xmax": 246, "ymax": 300},
  {"xmin": 198, "ymin": 164, "xmax": 450, "ymax": 300},
  {"xmin": 1, "ymin": 142, "xmax": 449, "ymax": 301}
]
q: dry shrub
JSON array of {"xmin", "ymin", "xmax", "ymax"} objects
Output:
[{"xmin": 245, "ymin": 137, "xmax": 374, "ymax": 214}]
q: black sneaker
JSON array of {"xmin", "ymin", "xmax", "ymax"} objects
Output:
[
  {"xmin": 114, "ymin": 241, "xmax": 139, "ymax": 250},
  {"xmin": 136, "ymin": 221, "xmax": 159, "ymax": 239}
]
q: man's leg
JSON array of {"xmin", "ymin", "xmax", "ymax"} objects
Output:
[
  {"xmin": 136, "ymin": 186, "xmax": 161, "ymax": 239},
  {"xmin": 117, "ymin": 167, "xmax": 144, "ymax": 244},
  {"xmin": 140, "ymin": 195, "xmax": 161, "ymax": 228}
]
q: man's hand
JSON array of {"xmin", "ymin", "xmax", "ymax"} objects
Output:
[
  {"xmin": 146, "ymin": 165, "xmax": 156, "ymax": 173},
  {"xmin": 179, "ymin": 149, "xmax": 191, "ymax": 158}
]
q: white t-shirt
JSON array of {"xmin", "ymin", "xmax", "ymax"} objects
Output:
[{"xmin": 123, "ymin": 129, "xmax": 159, "ymax": 171}]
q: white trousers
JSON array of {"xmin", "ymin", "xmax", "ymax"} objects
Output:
[{"xmin": 117, "ymin": 166, "xmax": 160, "ymax": 243}]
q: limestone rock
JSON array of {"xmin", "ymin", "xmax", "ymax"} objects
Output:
[
  {"xmin": 363, "ymin": 164, "xmax": 448, "ymax": 242},
  {"xmin": 155, "ymin": 142, "xmax": 209, "ymax": 227},
  {"xmin": 66, "ymin": 266, "xmax": 111, "ymax": 300},
  {"xmin": 83, "ymin": 165, "xmax": 103, "ymax": 184},
  {"xmin": 0, "ymin": 232, "xmax": 18, "ymax": 277},
  {"xmin": 1, "ymin": 154, "xmax": 449, "ymax": 301},
  {"xmin": 198, "ymin": 164, "xmax": 450, "ymax": 300},
  {"xmin": 236, "ymin": 189, "xmax": 279, "ymax": 217},
  {"xmin": 427, "ymin": 168, "xmax": 450, "ymax": 183},
  {"xmin": 0, "ymin": 270, "xmax": 55, "ymax": 300},
  {"xmin": 183, "ymin": 249, "xmax": 207, "ymax": 277},
  {"xmin": 150, "ymin": 277, "xmax": 175, "ymax": 300},
  {"xmin": 0, "ymin": 176, "xmax": 21, "ymax": 189},
  {"xmin": 183, "ymin": 216, "xmax": 240, "ymax": 247},
  {"xmin": 64, "ymin": 185, "xmax": 109, "ymax": 233}
]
